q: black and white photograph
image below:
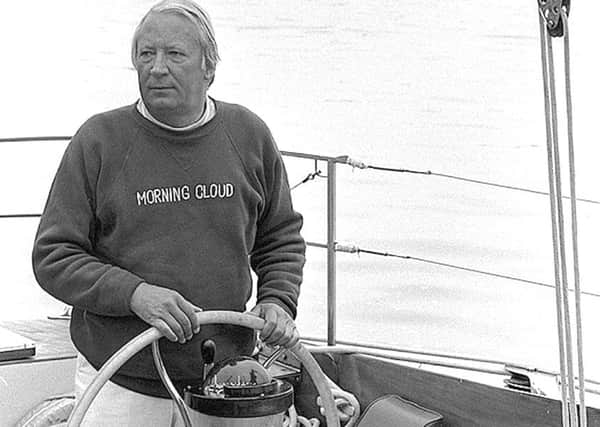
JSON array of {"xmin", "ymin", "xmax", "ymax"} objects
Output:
[{"xmin": 0, "ymin": 1, "xmax": 599, "ymax": 426}]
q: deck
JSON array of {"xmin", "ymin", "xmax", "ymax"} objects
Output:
[
  {"xmin": 0, "ymin": 318, "xmax": 75, "ymax": 364},
  {"xmin": 0, "ymin": 318, "xmax": 76, "ymax": 426}
]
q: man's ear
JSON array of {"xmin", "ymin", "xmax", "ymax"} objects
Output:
[{"xmin": 204, "ymin": 67, "xmax": 215, "ymax": 85}]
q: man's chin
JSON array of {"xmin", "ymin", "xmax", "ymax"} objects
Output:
[{"xmin": 145, "ymin": 98, "xmax": 178, "ymax": 114}]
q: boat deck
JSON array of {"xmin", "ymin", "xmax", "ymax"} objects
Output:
[
  {"xmin": 0, "ymin": 318, "xmax": 75, "ymax": 365},
  {"xmin": 0, "ymin": 318, "xmax": 76, "ymax": 426}
]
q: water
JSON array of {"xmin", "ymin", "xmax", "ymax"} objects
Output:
[{"xmin": 1, "ymin": 1, "xmax": 599, "ymax": 380}]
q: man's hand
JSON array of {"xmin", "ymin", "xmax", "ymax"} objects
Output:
[
  {"xmin": 249, "ymin": 303, "xmax": 299, "ymax": 348},
  {"xmin": 130, "ymin": 282, "xmax": 202, "ymax": 343}
]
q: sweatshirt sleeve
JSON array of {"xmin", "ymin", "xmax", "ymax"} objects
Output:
[
  {"xmin": 250, "ymin": 136, "xmax": 306, "ymax": 319},
  {"xmin": 32, "ymin": 128, "xmax": 144, "ymax": 316}
]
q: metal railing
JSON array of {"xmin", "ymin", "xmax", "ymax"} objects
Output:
[{"xmin": 281, "ymin": 151, "xmax": 343, "ymax": 346}]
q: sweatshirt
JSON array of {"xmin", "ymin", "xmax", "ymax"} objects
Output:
[{"xmin": 32, "ymin": 100, "xmax": 305, "ymax": 397}]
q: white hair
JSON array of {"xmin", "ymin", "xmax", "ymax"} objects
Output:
[{"xmin": 131, "ymin": 0, "xmax": 220, "ymax": 85}]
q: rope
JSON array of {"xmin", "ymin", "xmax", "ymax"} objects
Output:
[
  {"xmin": 290, "ymin": 169, "xmax": 324, "ymax": 191},
  {"xmin": 551, "ymin": 20, "xmax": 579, "ymax": 427},
  {"xmin": 327, "ymin": 242, "xmax": 600, "ymax": 299},
  {"xmin": 549, "ymin": 29, "xmax": 578, "ymax": 427},
  {"xmin": 539, "ymin": 14, "xmax": 569, "ymax": 426},
  {"xmin": 539, "ymin": 9, "xmax": 577, "ymax": 426},
  {"xmin": 562, "ymin": 10, "xmax": 587, "ymax": 425}
]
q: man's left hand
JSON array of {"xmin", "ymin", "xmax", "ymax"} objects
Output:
[{"xmin": 248, "ymin": 303, "xmax": 300, "ymax": 348}]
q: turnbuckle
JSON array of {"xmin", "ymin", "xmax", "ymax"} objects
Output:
[{"xmin": 538, "ymin": 0, "xmax": 570, "ymax": 37}]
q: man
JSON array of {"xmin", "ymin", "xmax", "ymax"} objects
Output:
[{"xmin": 32, "ymin": 0, "xmax": 305, "ymax": 424}]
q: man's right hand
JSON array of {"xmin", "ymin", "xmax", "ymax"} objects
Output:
[{"xmin": 130, "ymin": 282, "xmax": 203, "ymax": 343}]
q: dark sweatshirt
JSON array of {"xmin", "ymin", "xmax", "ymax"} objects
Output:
[{"xmin": 32, "ymin": 100, "xmax": 305, "ymax": 397}]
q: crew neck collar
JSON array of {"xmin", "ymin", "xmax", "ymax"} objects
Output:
[
  {"xmin": 136, "ymin": 97, "xmax": 216, "ymax": 131},
  {"xmin": 131, "ymin": 99, "xmax": 221, "ymax": 140}
]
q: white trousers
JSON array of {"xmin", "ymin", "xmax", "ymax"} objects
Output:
[{"xmin": 74, "ymin": 354, "xmax": 185, "ymax": 427}]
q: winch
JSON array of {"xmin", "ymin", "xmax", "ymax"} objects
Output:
[{"xmin": 184, "ymin": 355, "xmax": 294, "ymax": 427}]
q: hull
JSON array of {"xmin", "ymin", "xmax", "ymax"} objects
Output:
[{"xmin": 296, "ymin": 353, "xmax": 600, "ymax": 427}]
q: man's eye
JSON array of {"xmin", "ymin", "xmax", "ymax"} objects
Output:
[
  {"xmin": 138, "ymin": 51, "xmax": 154, "ymax": 59},
  {"xmin": 169, "ymin": 51, "xmax": 185, "ymax": 58}
]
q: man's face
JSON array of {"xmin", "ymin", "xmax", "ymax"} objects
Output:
[{"xmin": 134, "ymin": 12, "xmax": 212, "ymax": 126}]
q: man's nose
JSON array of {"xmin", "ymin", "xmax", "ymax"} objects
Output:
[{"xmin": 150, "ymin": 51, "xmax": 168, "ymax": 75}]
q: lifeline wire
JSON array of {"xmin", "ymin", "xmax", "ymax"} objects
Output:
[
  {"xmin": 1, "ymin": 135, "xmax": 599, "ymax": 205},
  {"xmin": 292, "ymin": 158, "xmax": 600, "ymax": 205},
  {"xmin": 345, "ymin": 153, "xmax": 599, "ymax": 205},
  {"xmin": 318, "ymin": 241, "xmax": 600, "ymax": 298},
  {"xmin": 364, "ymin": 159, "xmax": 600, "ymax": 205},
  {"xmin": 370, "ymin": 166, "xmax": 599, "ymax": 206},
  {"xmin": 430, "ymin": 171, "xmax": 599, "ymax": 205}
]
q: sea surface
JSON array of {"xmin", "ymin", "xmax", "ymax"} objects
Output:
[{"xmin": 1, "ymin": 1, "xmax": 599, "ymax": 382}]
